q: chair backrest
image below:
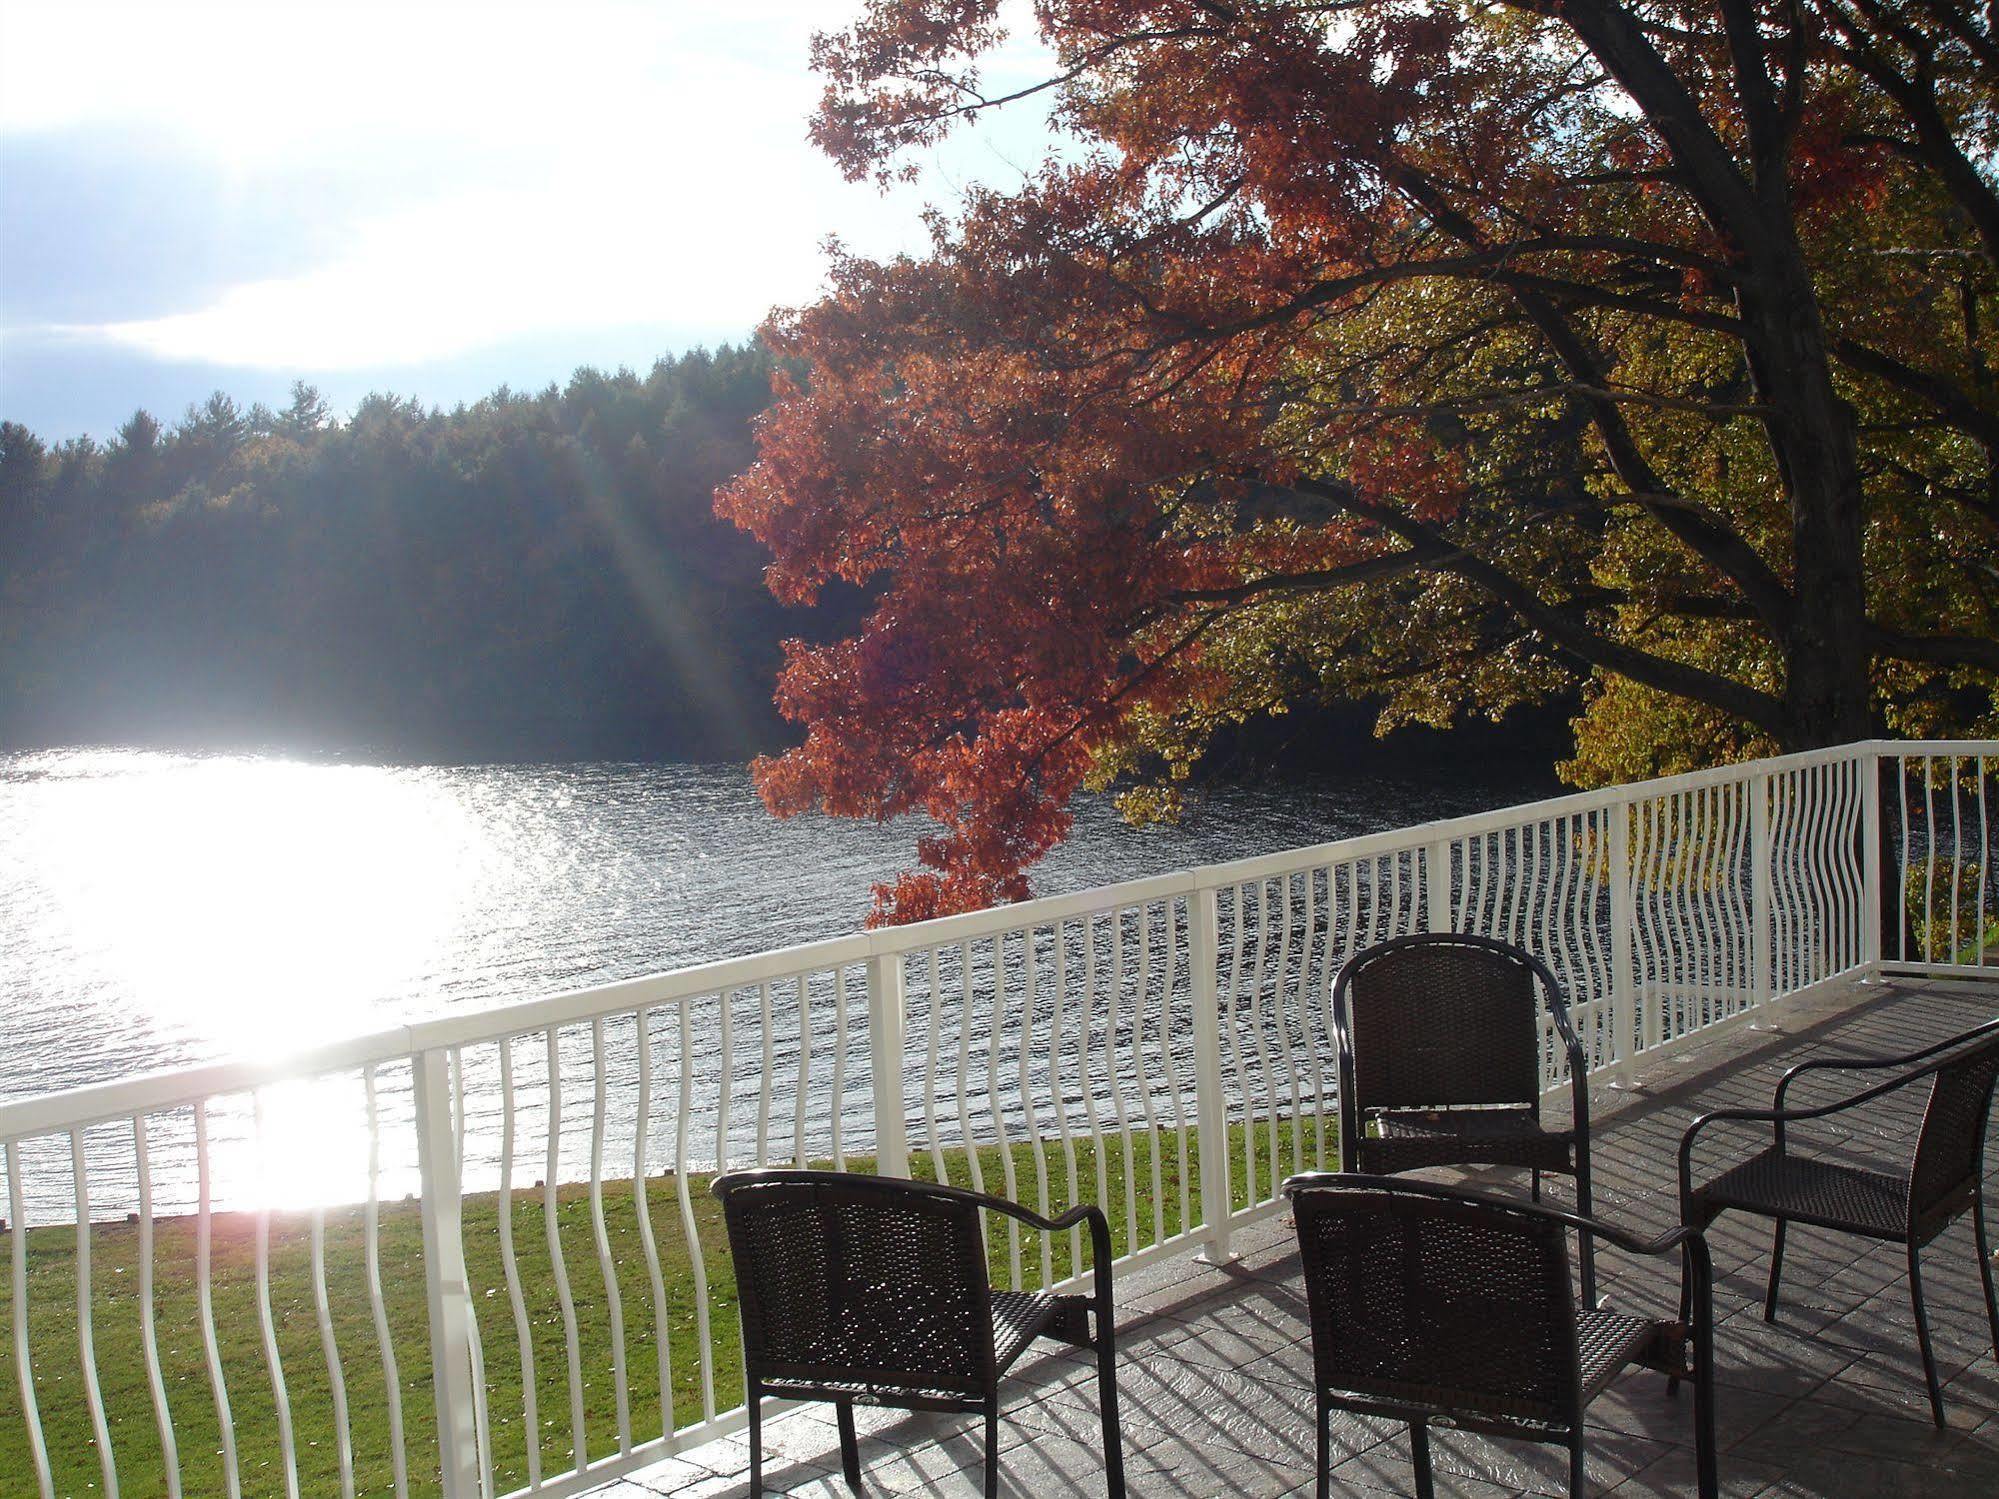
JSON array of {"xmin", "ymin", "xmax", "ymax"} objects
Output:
[
  {"xmin": 1908, "ymin": 1026, "xmax": 1999, "ymax": 1224},
  {"xmin": 1334, "ymin": 934, "xmax": 1550, "ymax": 1115},
  {"xmin": 1289, "ymin": 1176, "xmax": 1580, "ymax": 1426},
  {"xmin": 714, "ymin": 1170, "xmax": 996, "ymax": 1399}
]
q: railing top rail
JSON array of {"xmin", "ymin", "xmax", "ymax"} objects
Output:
[
  {"xmin": 1872, "ymin": 739, "xmax": 1999, "ymax": 758},
  {"xmin": 0, "ymin": 1025, "xmax": 417, "ymax": 1142},
  {"xmin": 3, "ymin": 737, "xmax": 1986, "ymax": 1142}
]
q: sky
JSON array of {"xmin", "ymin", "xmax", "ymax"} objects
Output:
[{"xmin": 0, "ymin": 0, "xmax": 1060, "ymax": 440}]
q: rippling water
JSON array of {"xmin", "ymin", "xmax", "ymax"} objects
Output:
[
  {"xmin": 0, "ymin": 747, "xmax": 1553, "ymax": 1217},
  {"xmin": 0, "ymin": 748, "xmax": 1556, "ymax": 1097}
]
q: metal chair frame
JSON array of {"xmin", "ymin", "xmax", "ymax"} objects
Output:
[
  {"xmin": 1285, "ymin": 1172, "xmax": 1717, "ymax": 1499},
  {"xmin": 713, "ymin": 1168, "xmax": 1125, "ymax": 1498},
  {"xmin": 1679, "ymin": 1016, "xmax": 1999, "ymax": 1427},
  {"xmin": 1331, "ymin": 931, "xmax": 1598, "ymax": 1302}
]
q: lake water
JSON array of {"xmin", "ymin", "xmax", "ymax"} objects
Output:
[
  {"xmin": 0, "ymin": 747, "xmax": 1560, "ymax": 1101},
  {"xmin": 0, "ymin": 747, "xmax": 1555, "ymax": 1218}
]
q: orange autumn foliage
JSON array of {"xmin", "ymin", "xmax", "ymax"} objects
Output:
[{"xmin": 721, "ymin": 2, "xmax": 1999, "ymax": 922}]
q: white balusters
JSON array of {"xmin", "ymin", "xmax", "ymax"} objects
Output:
[
  {"xmin": 1130, "ymin": 905, "xmax": 1169, "ymax": 1251},
  {"xmin": 362, "ymin": 1067, "xmax": 408, "ymax": 1499},
  {"xmin": 1099, "ymin": 922, "xmax": 1138, "ymax": 1254},
  {"xmin": 632, "ymin": 1007, "xmax": 675, "ymax": 1440},
  {"xmin": 793, "ymin": 974, "xmax": 813, "ymax": 1168},
  {"xmin": 540, "ymin": 1032, "xmax": 587, "ymax": 1475},
  {"xmin": 757, "ymin": 980, "xmax": 776, "ymax": 1166},
  {"xmin": 247, "ymin": 1097, "xmax": 301, "ymax": 1499},
  {"xmin": 449, "ymin": 1050, "xmax": 493, "ymax": 1493},
  {"xmin": 493, "ymin": 1040, "xmax": 539, "ymax": 1491},
  {"xmin": 307, "ymin": 1148, "xmax": 354, "ymax": 1499},
  {"xmin": 953, "ymin": 941, "xmax": 988, "ymax": 1206},
  {"xmin": 590, "ymin": 1019, "xmax": 633, "ymax": 1457},
  {"xmin": 831, "ymin": 968, "xmax": 850, "ymax": 1170},
  {"xmin": 1189, "ymin": 886, "xmax": 1232, "ymax": 1261},
  {"xmin": 7, "ymin": 1140, "xmax": 55, "ymax": 1499},
  {"xmin": 70, "ymin": 1129, "xmax": 118, "ymax": 1499},
  {"xmin": 1079, "ymin": 922, "xmax": 1114, "ymax": 1250},
  {"xmin": 1050, "ymin": 924, "xmax": 1083, "ymax": 1271},
  {"xmin": 1980, "ymin": 757, "xmax": 1991, "ymax": 965},
  {"xmin": 674, "ymin": 1003, "xmax": 716, "ymax": 1424},
  {"xmin": 132, "ymin": 1118, "xmax": 183, "ymax": 1499},
  {"xmin": 193, "ymin": 1102, "xmax": 242, "ymax": 1499},
  {"xmin": 922, "ymin": 952, "xmax": 948, "ymax": 1183},
  {"xmin": 986, "ymin": 935, "xmax": 1023, "ymax": 1286}
]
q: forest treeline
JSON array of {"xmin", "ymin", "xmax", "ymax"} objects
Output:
[{"xmin": 0, "ymin": 345, "xmax": 854, "ymax": 760}]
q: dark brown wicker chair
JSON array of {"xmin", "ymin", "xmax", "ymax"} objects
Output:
[
  {"xmin": 1284, "ymin": 1173, "xmax": 1716, "ymax": 1499},
  {"xmin": 1679, "ymin": 1015, "xmax": 1999, "ymax": 1427},
  {"xmin": 712, "ymin": 1169, "xmax": 1125, "ymax": 1498},
  {"xmin": 1332, "ymin": 932, "xmax": 1597, "ymax": 1303}
]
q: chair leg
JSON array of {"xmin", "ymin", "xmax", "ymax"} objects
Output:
[
  {"xmin": 1532, "ymin": 1167, "xmax": 1542, "ymax": 1203},
  {"xmin": 1574, "ymin": 1153, "xmax": 1598, "ymax": 1308},
  {"xmin": 1095, "ymin": 1313, "xmax": 1126, "ymax": 1499},
  {"xmin": 1569, "ymin": 1435, "xmax": 1588, "ymax": 1499},
  {"xmin": 1763, "ymin": 1220, "xmax": 1787, "ymax": 1323},
  {"xmin": 1908, "ymin": 1240, "xmax": 1948, "ymax": 1429},
  {"xmin": 1315, "ymin": 1399, "xmax": 1330, "ymax": 1499},
  {"xmin": 748, "ymin": 1392, "xmax": 764, "ymax": 1499},
  {"xmin": 1410, "ymin": 1420, "xmax": 1435, "ymax": 1499},
  {"xmin": 836, "ymin": 1399, "xmax": 863, "ymax": 1491},
  {"xmin": 985, "ymin": 1402, "xmax": 1000, "ymax": 1499},
  {"xmin": 1667, "ymin": 1231, "xmax": 1694, "ymax": 1399},
  {"xmin": 1683, "ymin": 1229, "xmax": 1720, "ymax": 1498},
  {"xmin": 1976, "ymin": 1188, "xmax": 1999, "ymax": 1363},
  {"xmin": 1693, "ymin": 1338, "xmax": 1720, "ymax": 1499}
]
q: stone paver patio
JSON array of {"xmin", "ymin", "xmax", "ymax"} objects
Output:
[{"xmin": 597, "ymin": 977, "xmax": 1999, "ymax": 1497}]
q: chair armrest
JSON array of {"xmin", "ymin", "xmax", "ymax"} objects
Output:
[
  {"xmin": 1772, "ymin": 1017, "xmax": 1999, "ymax": 1114},
  {"xmin": 979, "ymin": 1196, "xmax": 1117, "ymax": 1317},
  {"xmin": 711, "ymin": 1167, "xmax": 1115, "ymax": 1267},
  {"xmin": 977, "ymin": 1195, "xmax": 1115, "ymax": 1289},
  {"xmin": 1527, "ymin": 955, "xmax": 1592, "ymax": 1144},
  {"xmin": 1567, "ymin": 1035, "xmax": 1592, "ymax": 1146},
  {"xmin": 979, "ymin": 1195, "xmax": 1106, "ymax": 1239},
  {"xmin": 1679, "ymin": 1103, "xmax": 1790, "ymax": 1217},
  {"xmin": 1677, "ymin": 1067, "xmax": 1936, "ymax": 1217},
  {"xmin": 1330, "ymin": 963, "xmax": 1362, "ymax": 1154}
]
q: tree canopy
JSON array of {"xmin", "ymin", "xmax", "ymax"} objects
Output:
[
  {"xmin": 1, "ymin": 347, "xmax": 831, "ymax": 759},
  {"xmin": 719, "ymin": 0, "xmax": 1999, "ymax": 922}
]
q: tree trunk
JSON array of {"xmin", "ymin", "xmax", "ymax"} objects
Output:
[{"xmin": 1733, "ymin": 223, "xmax": 1875, "ymax": 752}]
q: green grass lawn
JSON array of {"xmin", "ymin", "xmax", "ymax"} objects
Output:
[
  {"xmin": 2, "ymin": 1116, "xmax": 1330, "ymax": 1498},
  {"xmin": 1948, "ymin": 917, "xmax": 1999, "ymax": 966}
]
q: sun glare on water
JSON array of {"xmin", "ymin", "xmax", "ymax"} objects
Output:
[
  {"xmin": 3, "ymin": 751, "xmax": 515, "ymax": 1212},
  {"xmin": 7, "ymin": 750, "xmax": 509, "ymax": 1057}
]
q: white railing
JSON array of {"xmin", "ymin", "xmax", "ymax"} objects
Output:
[{"xmin": 1, "ymin": 738, "xmax": 1990, "ymax": 1498}]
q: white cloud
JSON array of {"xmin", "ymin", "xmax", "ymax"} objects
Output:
[
  {"xmin": 5, "ymin": 0, "xmax": 1065, "ymax": 370},
  {"xmin": 85, "ymin": 174, "xmax": 828, "ymax": 367}
]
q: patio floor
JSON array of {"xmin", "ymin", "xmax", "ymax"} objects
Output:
[{"xmin": 598, "ymin": 975, "xmax": 1999, "ymax": 1497}]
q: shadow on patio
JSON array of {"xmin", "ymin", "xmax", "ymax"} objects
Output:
[{"xmin": 600, "ymin": 976, "xmax": 1999, "ymax": 1497}]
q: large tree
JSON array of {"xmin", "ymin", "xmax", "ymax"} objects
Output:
[{"xmin": 719, "ymin": 0, "xmax": 1999, "ymax": 921}]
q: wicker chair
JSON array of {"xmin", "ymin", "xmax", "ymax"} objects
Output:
[
  {"xmin": 1332, "ymin": 932, "xmax": 1597, "ymax": 1303},
  {"xmin": 1679, "ymin": 1015, "xmax": 1999, "ymax": 1427},
  {"xmin": 1284, "ymin": 1173, "xmax": 1716, "ymax": 1499},
  {"xmin": 712, "ymin": 1169, "xmax": 1125, "ymax": 1498}
]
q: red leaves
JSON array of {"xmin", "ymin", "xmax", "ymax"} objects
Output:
[
  {"xmin": 719, "ymin": 1, "xmax": 1935, "ymax": 922},
  {"xmin": 1346, "ymin": 426, "xmax": 1468, "ymax": 527},
  {"xmin": 720, "ymin": 6, "xmax": 1539, "ymax": 922},
  {"xmin": 807, "ymin": 1, "xmax": 1009, "ymax": 183}
]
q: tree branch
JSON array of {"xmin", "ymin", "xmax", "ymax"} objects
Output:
[
  {"xmin": 1285, "ymin": 477, "xmax": 1790, "ymax": 733},
  {"xmin": 1866, "ymin": 624, "xmax": 1999, "ymax": 670}
]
